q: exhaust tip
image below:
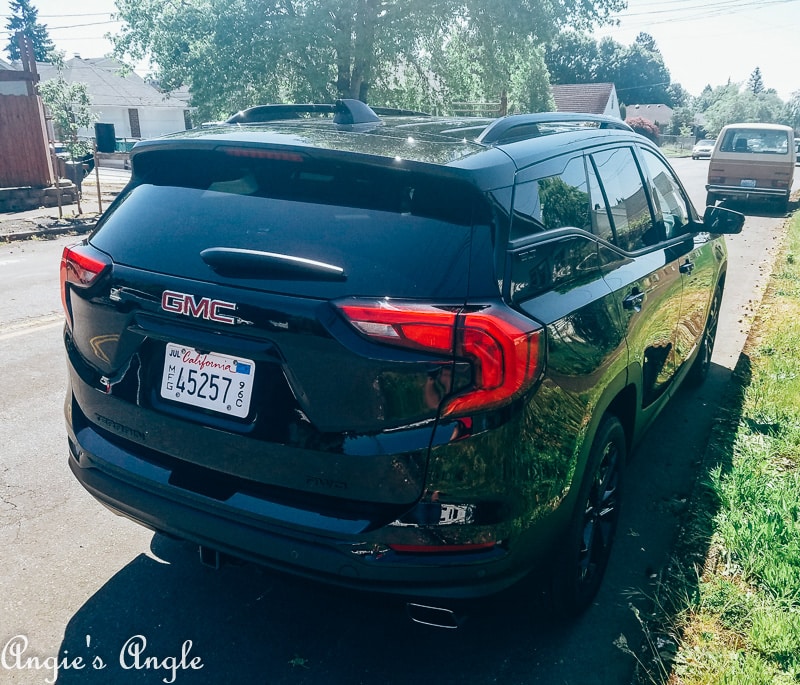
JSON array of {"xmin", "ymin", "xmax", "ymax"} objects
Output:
[
  {"xmin": 198, "ymin": 545, "xmax": 223, "ymax": 569},
  {"xmin": 406, "ymin": 602, "xmax": 463, "ymax": 629}
]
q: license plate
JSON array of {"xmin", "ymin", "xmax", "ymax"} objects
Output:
[
  {"xmin": 740, "ymin": 179, "xmax": 757, "ymax": 187},
  {"xmin": 160, "ymin": 344, "xmax": 255, "ymax": 418}
]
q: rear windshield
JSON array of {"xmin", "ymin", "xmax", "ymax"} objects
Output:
[
  {"xmin": 91, "ymin": 149, "xmax": 486, "ymax": 299},
  {"xmin": 718, "ymin": 128, "xmax": 790, "ymax": 155}
]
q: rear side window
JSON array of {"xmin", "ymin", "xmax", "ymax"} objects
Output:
[
  {"xmin": 511, "ymin": 156, "xmax": 591, "ymax": 239},
  {"xmin": 589, "ymin": 147, "xmax": 657, "ymax": 252}
]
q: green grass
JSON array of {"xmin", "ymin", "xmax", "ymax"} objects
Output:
[{"xmin": 633, "ymin": 212, "xmax": 800, "ymax": 684}]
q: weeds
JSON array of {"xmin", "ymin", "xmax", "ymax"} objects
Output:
[{"xmin": 631, "ymin": 212, "xmax": 800, "ymax": 684}]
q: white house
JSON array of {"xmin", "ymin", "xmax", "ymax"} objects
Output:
[
  {"xmin": 551, "ymin": 83, "xmax": 621, "ymax": 119},
  {"xmin": 36, "ymin": 57, "xmax": 191, "ymax": 143}
]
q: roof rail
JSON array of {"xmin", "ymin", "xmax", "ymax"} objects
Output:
[
  {"xmin": 370, "ymin": 106, "xmax": 431, "ymax": 117},
  {"xmin": 476, "ymin": 112, "xmax": 633, "ymax": 145},
  {"xmin": 226, "ymin": 99, "xmax": 382, "ymax": 126}
]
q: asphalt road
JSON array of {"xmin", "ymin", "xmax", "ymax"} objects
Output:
[{"xmin": 0, "ymin": 158, "xmax": 795, "ymax": 685}]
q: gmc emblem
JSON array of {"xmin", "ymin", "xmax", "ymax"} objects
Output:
[{"xmin": 161, "ymin": 290, "xmax": 238, "ymax": 325}]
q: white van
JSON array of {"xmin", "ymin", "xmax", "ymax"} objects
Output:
[{"xmin": 706, "ymin": 123, "xmax": 795, "ymax": 212}]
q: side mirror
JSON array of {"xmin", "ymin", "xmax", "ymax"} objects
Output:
[{"xmin": 703, "ymin": 205, "xmax": 745, "ymax": 235}]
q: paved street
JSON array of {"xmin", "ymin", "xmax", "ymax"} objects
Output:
[{"xmin": 0, "ymin": 158, "xmax": 796, "ymax": 684}]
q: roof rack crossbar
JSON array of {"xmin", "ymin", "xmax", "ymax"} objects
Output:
[
  {"xmin": 226, "ymin": 99, "xmax": 383, "ymax": 126},
  {"xmin": 476, "ymin": 112, "xmax": 633, "ymax": 145}
]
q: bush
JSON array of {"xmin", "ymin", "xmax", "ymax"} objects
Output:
[{"xmin": 625, "ymin": 116, "xmax": 660, "ymax": 143}]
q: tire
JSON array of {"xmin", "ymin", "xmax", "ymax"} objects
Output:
[
  {"xmin": 548, "ymin": 415, "xmax": 626, "ymax": 617},
  {"xmin": 687, "ymin": 285, "xmax": 721, "ymax": 386}
]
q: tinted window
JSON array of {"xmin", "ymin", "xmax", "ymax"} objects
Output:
[
  {"xmin": 510, "ymin": 236, "xmax": 600, "ymax": 302},
  {"xmin": 640, "ymin": 150, "xmax": 689, "ymax": 239},
  {"xmin": 511, "ymin": 157, "xmax": 590, "ymax": 239},
  {"xmin": 91, "ymin": 149, "xmax": 485, "ymax": 299},
  {"xmin": 589, "ymin": 147, "xmax": 656, "ymax": 252}
]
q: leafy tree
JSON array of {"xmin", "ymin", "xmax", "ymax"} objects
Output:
[
  {"xmin": 747, "ymin": 66, "xmax": 765, "ymax": 95},
  {"xmin": 112, "ymin": 0, "xmax": 625, "ymax": 122},
  {"xmin": 783, "ymin": 91, "xmax": 800, "ymax": 131},
  {"xmin": 668, "ymin": 105, "xmax": 696, "ymax": 136},
  {"xmin": 38, "ymin": 52, "xmax": 94, "ymax": 159},
  {"xmin": 545, "ymin": 31, "xmax": 674, "ymax": 107},
  {"xmin": 543, "ymin": 30, "xmax": 599, "ymax": 84},
  {"xmin": 702, "ymin": 86, "xmax": 784, "ymax": 136},
  {"xmin": 613, "ymin": 33, "xmax": 672, "ymax": 105},
  {"xmin": 4, "ymin": 0, "xmax": 54, "ymax": 61}
]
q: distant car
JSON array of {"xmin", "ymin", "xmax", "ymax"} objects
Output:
[{"xmin": 692, "ymin": 139, "xmax": 715, "ymax": 159}]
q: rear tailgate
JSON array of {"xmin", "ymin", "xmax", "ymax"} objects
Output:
[{"xmin": 66, "ymin": 146, "xmax": 489, "ymax": 508}]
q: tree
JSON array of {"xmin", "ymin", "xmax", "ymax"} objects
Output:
[
  {"xmin": 747, "ymin": 66, "xmax": 765, "ymax": 95},
  {"xmin": 545, "ymin": 31, "xmax": 675, "ymax": 107},
  {"xmin": 784, "ymin": 91, "xmax": 800, "ymax": 131},
  {"xmin": 4, "ymin": 0, "xmax": 54, "ymax": 61},
  {"xmin": 112, "ymin": 0, "xmax": 625, "ymax": 122},
  {"xmin": 38, "ymin": 52, "xmax": 94, "ymax": 160},
  {"xmin": 543, "ymin": 30, "xmax": 599, "ymax": 84},
  {"xmin": 702, "ymin": 86, "xmax": 783, "ymax": 136}
]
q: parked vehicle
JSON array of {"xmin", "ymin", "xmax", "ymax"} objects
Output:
[
  {"xmin": 691, "ymin": 139, "xmax": 715, "ymax": 159},
  {"xmin": 62, "ymin": 102, "xmax": 744, "ymax": 623},
  {"xmin": 706, "ymin": 123, "xmax": 795, "ymax": 212}
]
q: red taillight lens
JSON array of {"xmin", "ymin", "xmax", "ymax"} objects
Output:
[
  {"xmin": 336, "ymin": 300, "xmax": 543, "ymax": 416},
  {"xmin": 337, "ymin": 302, "xmax": 457, "ymax": 353},
  {"xmin": 389, "ymin": 542, "xmax": 497, "ymax": 554},
  {"xmin": 446, "ymin": 306, "xmax": 542, "ymax": 416},
  {"xmin": 60, "ymin": 243, "xmax": 111, "ymax": 325}
]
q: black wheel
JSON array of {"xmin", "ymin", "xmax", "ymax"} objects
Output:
[
  {"xmin": 549, "ymin": 415, "xmax": 625, "ymax": 616},
  {"xmin": 687, "ymin": 285, "xmax": 721, "ymax": 386}
]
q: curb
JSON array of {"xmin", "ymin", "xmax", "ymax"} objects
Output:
[{"xmin": 0, "ymin": 219, "xmax": 97, "ymax": 243}]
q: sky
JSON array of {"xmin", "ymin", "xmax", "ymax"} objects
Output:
[{"xmin": 1, "ymin": 0, "xmax": 798, "ymax": 101}]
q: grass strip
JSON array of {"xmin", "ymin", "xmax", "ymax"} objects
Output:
[{"xmin": 630, "ymin": 211, "xmax": 800, "ymax": 684}]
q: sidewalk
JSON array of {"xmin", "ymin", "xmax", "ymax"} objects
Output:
[{"xmin": 0, "ymin": 173, "xmax": 125, "ymax": 242}]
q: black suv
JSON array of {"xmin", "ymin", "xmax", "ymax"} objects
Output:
[{"xmin": 62, "ymin": 100, "xmax": 743, "ymax": 621}]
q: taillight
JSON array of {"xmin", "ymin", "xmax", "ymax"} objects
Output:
[
  {"xmin": 336, "ymin": 300, "xmax": 543, "ymax": 417},
  {"xmin": 60, "ymin": 243, "xmax": 111, "ymax": 326},
  {"xmin": 389, "ymin": 542, "xmax": 497, "ymax": 554}
]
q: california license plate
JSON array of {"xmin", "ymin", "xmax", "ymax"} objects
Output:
[
  {"xmin": 740, "ymin": 179, "xmax": 757, "ymax": 187},
  {"xmin": 160, "ymin": 344, "xmax": 255, "ymax": 418}
]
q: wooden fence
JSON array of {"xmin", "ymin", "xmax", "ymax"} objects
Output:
[
  {"xmin": 0, "ymin": 94, "xmax": 53, "ymax": 187},
  {"xmin": 0, "ymin": 32, "xmax": 54, "ymax": 189}
]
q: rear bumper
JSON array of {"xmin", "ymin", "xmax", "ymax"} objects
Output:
[
  {"xmin": 706, "ymin": 184, "xmax": 789, "ymax": 201},
  {"xmin": 66, "ymin": 405, "xmax": 528, "ymax": 601}
]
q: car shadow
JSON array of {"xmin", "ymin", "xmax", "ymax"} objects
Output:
[
  {"xmin": 55, "ymin": 533, "xmax": 574, "ymax": 684},
  {"xmin": 719, "ymin": 198, "xmax": 796, "ymax": 218}
]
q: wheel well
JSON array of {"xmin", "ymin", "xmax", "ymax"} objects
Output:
[{"xmin": 605, "ymin": 384, "xmax": 636, "ymax": 454}]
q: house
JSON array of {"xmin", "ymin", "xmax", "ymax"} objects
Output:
[
  {"xmin": 0, "ymin": 57, "xmax": 29, "ymax": 95},
  {"xmin": 627, "ymin": 104, "xmax": 675, "ymax": 129},
  {"xmin": 551, "ymin": 83, "xmax": 621, "ymax": 119},
  {"xmin": 35, "ymin": 57, "xmax": 192, "ymax": 143}
]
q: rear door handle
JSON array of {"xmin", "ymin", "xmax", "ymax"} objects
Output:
[
  {"xmin": 680, "ymin": 260, "xmax": 695, "ymax": 275},
  {"xmin": 623, "ymin": 290, "xmax": 645, "ymax": 311}
]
